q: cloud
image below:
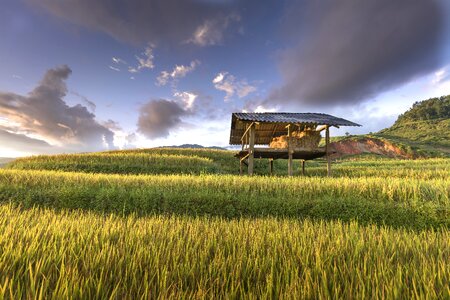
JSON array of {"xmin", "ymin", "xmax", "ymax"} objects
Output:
[
  {"xmin": 71, "ymin": 91, "xmax": 97, "ymax": 112},
  {"xmin": 156, "ymin": 60, "xmax": 200, "ymax": 86},
  {"xmin": 109, "ymin": 65, "xmax": 120, "ymax": 72},
  {"xmin": 112, "ymin": 57, "xmax": 126, "ymax": 65},
  {"xmin": 213, "ymin": 72, "xmax": 256, "ymax": 100},
  {"xmin": 242, "ymin": 104, "xmax": 277, "ymax": 113},
  {"xmin": 103, "ymin": 119, "xmax": 137, "ymax": 149},
  {"xmin": 433, "ymin": 67, "xmax": 450, "ymax": 85},
  {"xmin": 0, "ymin": 65, "xmax": 114, "ymax": 152},
  {"xmin": 102, "ymin": 119, "xmax": 122, "ymax": 132},
  {"xmin": 186, "ymin": 13, "xmax": 240, "ymax": 46},
  {"xmin": 137, "ymin": 99, "xmax": 187, "ymax": 139},
  {"xmin": 265, "ymin": 0, "xmax": 446, "ymax": 108},
  {"xmin": 0, "ymin": 129, "xmax": 55, "ymax": 154},
  {"xmin": 28, "ymin": 0, "xmax": 244, "ymax": 46},
  {"xmin": 173, "ymin": 91, "xmax": 197, "ymax": 110},
  {"xmin": 128, "ymin": 44, "xmax": 154, "ymax": 73},
  {"xmin": 12, "ymin": 75, "xmax": 22, "ymax": 79}
]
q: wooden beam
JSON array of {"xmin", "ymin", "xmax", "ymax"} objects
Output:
[
  {"xmin": 316, "ymin": 125, "xmax": 328, "ymax": 132},
  {"xmin": 248, "ymin": 123, "xmax": 255, "ymax": 175},
  {"xmin": 241, "ymin": 122, "xmax": 259, "ymax": 142},
  {"xmin": 240, "ymin": 152, "xmax": 250, "ymax": 161},
  {"xmin": 287, "ymin": 124, "xmax": 293, "ymax": 176},
  {"xmin": 325, "ymin": 126, "xmax": 331, "ymax": 177}
]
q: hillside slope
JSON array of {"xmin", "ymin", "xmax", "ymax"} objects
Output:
[
  {"xmin": 378, "ymin": 95, "xmax": 449, "ymax": 149},
  {"xmin": 331, "ymin": 95, "xmax": 450, "ymax": 158},
  {"xmin": 330, "ymin": 136, "xmax": 414, "ymax": 159}
]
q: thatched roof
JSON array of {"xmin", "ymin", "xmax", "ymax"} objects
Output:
[{"xmin": 229, "ymin": 112, "xmax": 361, "ymax": 145}]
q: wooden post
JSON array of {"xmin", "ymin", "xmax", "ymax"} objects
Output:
[
  {"xmin": 287, "ymin": 124, "xmax": 293, "ymax": 177},
  {"xmin": 248, "ymin": 123, "xmax": 255, "ymax": 175},
  {"xmin": 246, "ymin": 127, "xmax": 249, "ymax": 147},
  {"xmin": 301, "ymin": 160, "xmax": 305, "ymax": 175},
  {"xmin": 325, "ymin": 126, "xmax": 331, "ymax": 177},
  {"xmin": 269, "ymin": 158, "xmax": 273, "ymax": 176}
]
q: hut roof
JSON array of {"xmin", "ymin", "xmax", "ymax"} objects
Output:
[{"xmin": 229, "ymin": 112, "xmax": 361, "ymax": 145}]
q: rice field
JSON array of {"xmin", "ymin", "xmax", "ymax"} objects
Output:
[
  {"xmin": 0, "ymin": 169, "xmax": 448, "ymax": 229},
  {"xmin": 0, "ymin": 205, "xmax": 448, "ymax": 299},
  {"xmin": 0, "ymin": 149, "xmax": 449, "ymax": 298},
  {"xmin": 7, "ymin": 152, "xmax": 219, "ymax": 175},
  {"xmin": 6, "ymin": 148, "xmax": 450, "ymax": 178}
]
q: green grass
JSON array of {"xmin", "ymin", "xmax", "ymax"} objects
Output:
[
  {"xmin": 108, "ymin": 148, "xmax": 238, "ymax": 173},
  {"xmin": 7, "ymin": 152, "xmax": 220, "ymax": 175},
  {"xmin": 0, "ymin": 204, "xmax": 448, "ymax": 299},
  {"xmin": 378, "ymin": 95, "xmax": 450, "ymax": 150},
  {"xmin": 7, "ymin": 148, "xmax": 450, "ymax": 177},
  {"xmin": 0, "ymin": 166, "xmax": 448, "ymax": 230},
  {"xmin": 1, "ymin": 148, "xmax": 449, "ymax": 298},
  {"xmin": 304, "ymin": 158, "xmax": 450, "ymax": 179}
]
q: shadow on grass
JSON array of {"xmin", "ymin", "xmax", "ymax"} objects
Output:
[{"xmin": 1, "ymin": 183, "xmax": 447, "ymax": 232}]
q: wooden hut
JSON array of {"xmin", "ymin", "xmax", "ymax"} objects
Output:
[{"xmin": 229, "ymin": 112, "xmax": 361, "ymax": 176}]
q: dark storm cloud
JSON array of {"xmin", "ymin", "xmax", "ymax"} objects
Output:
[
  {"xmin": 0, "ymin": 65, "xmax": 114, "ymax": 152},
  {"xmin": 27, "ymin": 0, "xmax": 242, "ymax": 46},
  {"xmin": 137, "ymin": 99, "xmax": 187, "ymax": 139},
  {"xmin": 71, "ymin": 91, "xmax": 97, "ymax": 112},
  {"xmin": 267, "ymin": 0, "xmax": 446, "ymax": 107}
]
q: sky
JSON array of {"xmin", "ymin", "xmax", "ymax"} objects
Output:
[{"xmin": 1, "ymin": 0, "xmax": 450, "ymax": 157}]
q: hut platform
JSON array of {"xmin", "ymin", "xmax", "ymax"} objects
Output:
[{"xmin": 235, "ymin": 147, "xmax": 328, "ymax": 160}]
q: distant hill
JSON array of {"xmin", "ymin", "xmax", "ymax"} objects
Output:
[
  {"xmin": 0, "ymin": 157, "xmax": 15, "ymax": 167},
  {"xmin": 378, "ymin": 95, "xmax": 449, "ymax": 150},
  {"xmin": 331, "ymin": 95, "xmax": 450, "ymax": 158}
]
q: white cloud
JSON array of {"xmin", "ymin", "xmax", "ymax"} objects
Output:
[
  {"xmin": 156, "ymin": 60, "xmax": 200, "ymax": 86},
  {"xmin": 133, "ymin": 117, "xmax": 231, "ymax": 149},
  {"xmin": 174, "ymin": 91, "xmax": 198, "ymax": 110},
  {"xmin": 112, "ymin": 57, "xmax": 126, "ymax": 65},
  {"xmin": 156, "ymin": 71, "xmax": 170, "ymax": 85},
  {"xmin": 212, "ymin": 73, "xmax": 225, "ymax": 84},
  {"xmin": 129, "ymin": 44, "xmax": 155, "ymax": 73},
  {"xmin": 212, "ymin": 72, "xmax": 256, "ymax": 101},
  {"xmin": 12, "ymin": 74, "xmax": 22, "ymax": 79},
  {"xmin": 102, "ymin": 119, "xmax": 136, "ymax": 149},
  {"xmin": 109, "ymin": 65, "xmax": 121, "ymax": 72},
  {"xmin": 237, "ymin": 85, "xmax": 257, "ymax": 98},
  {"xmin": 254, "ymin": 105, "xmax": 277, "ymax": 113},
  {"xmin": 187, "ymin": 13, "xmax": 240, "ymax": 46},
  {"xmin": 432, "ymin": 67, "xmax": 450, "ymax": 85}
]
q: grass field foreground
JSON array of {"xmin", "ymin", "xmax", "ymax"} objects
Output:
[
  {"xmin": 0, "ymin": 168, "xmax": 448, "ymax": 230},
  {"xmin": 1, "ymin": 150, "xmax": 449, "ymax": 298},
  {"xmin": 0, "ymin": 204, "xmax": 448, "ymax": 299}
]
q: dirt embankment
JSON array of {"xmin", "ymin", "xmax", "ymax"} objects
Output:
[{"xmin": 330, "ymin": 137, "xmax": 412, "ymax": 159}]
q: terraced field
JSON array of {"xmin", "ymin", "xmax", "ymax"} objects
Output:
[{"xmin": 0, "ymin": 148, "xmax": 449, "ymax": 298}]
